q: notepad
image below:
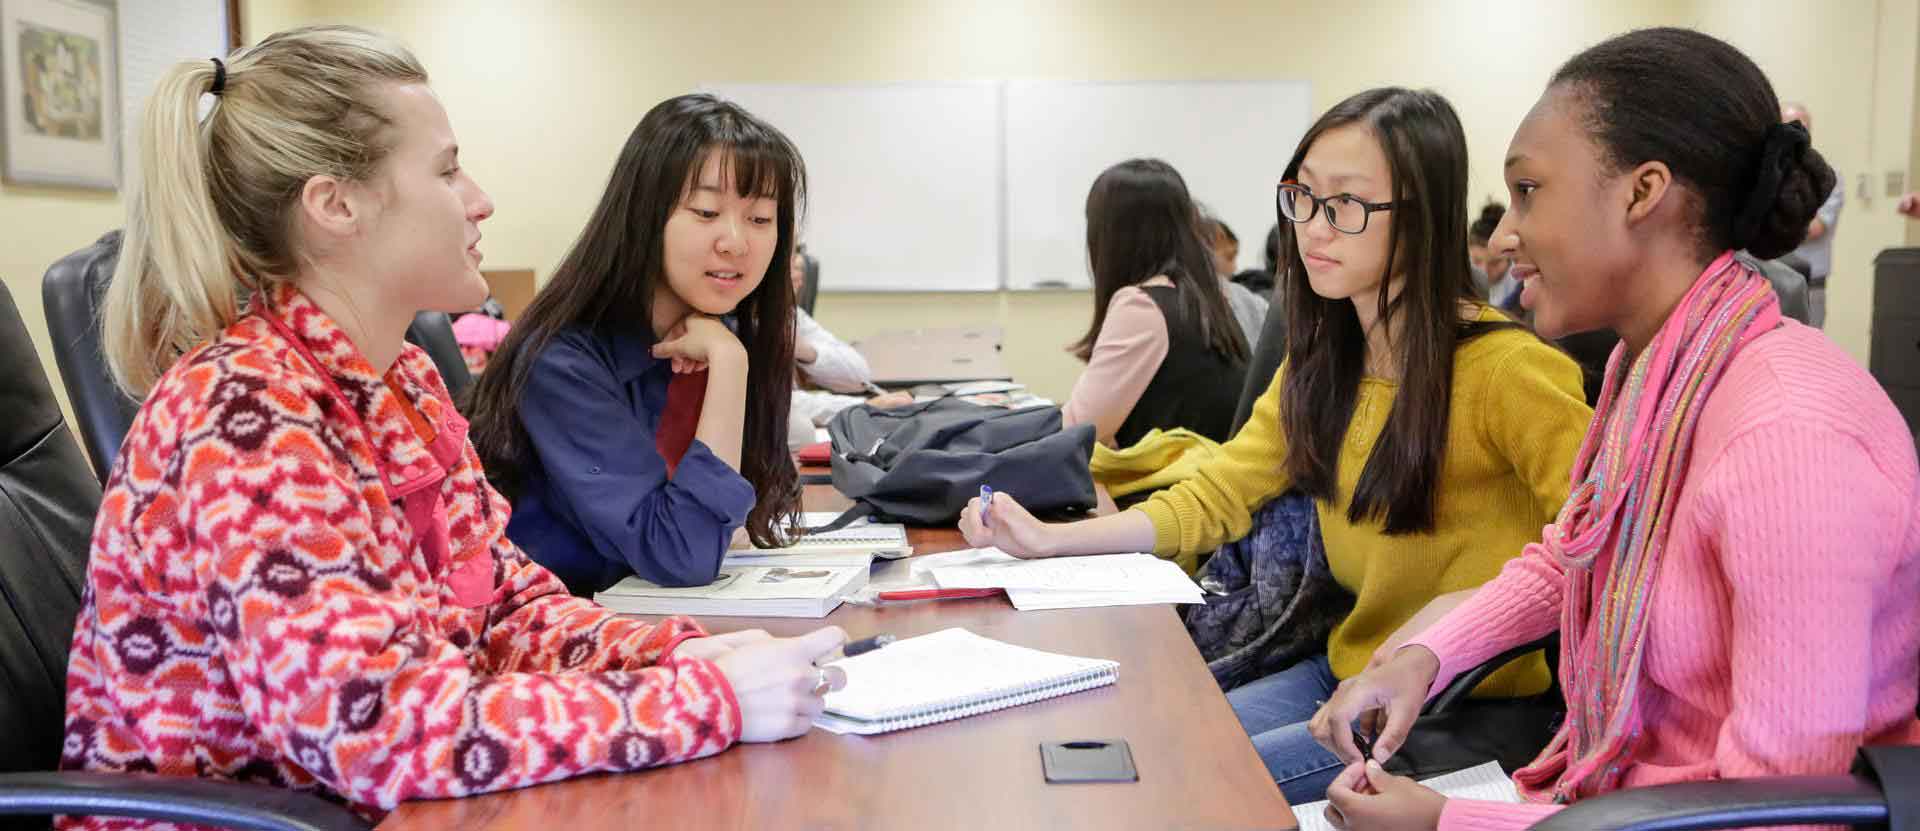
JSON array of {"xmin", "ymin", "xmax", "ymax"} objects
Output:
[
  {"xmin": 728, "ymin": 512, "xmax": 912, "ymax": 559},
  {"xmin": 814, "ymin": 628, "xmax": 1119, "ymax": 735},
  {"xmin": 1289, "ymin": 761, "xmax": 1521, "ymax": 831}
]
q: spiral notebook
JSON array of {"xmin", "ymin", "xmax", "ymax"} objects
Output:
[
  {"xmin": 814, "ymin": 628, "xmax": 1119, "ymax": 736},
  {"xmin": 728, "ymin": 511, "xmax": 912, "ymax": 559}
]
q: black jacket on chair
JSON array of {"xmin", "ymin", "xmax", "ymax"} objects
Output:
[{"xmin": 3, "ymin": 275, "xmax": 367, "ymax": 830}]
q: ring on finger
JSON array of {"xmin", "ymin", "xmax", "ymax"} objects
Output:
[{"xmin": 810, "ymin": 668, "xmax": 832, "ymax": 696}]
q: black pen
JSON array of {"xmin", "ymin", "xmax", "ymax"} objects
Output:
[{"xmin": 814, "ymin": 633, "xmax": 895, "ymax": 667}]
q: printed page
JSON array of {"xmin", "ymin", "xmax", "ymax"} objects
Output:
[{"xmin": 1289, "ymin": 762, "xmax": 1519, "ymax": 831}]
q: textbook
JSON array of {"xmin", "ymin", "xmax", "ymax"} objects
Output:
[
  {"xmin": 594, "ymin": 554, "xmax": 870, "ymax": 618},
  {"xmin": 813, "ymin": 628, "xmax": 1118, "ymax": 736}
]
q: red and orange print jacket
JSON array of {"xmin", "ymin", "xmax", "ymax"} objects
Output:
[{"xmin": 59, "ymin": 284, "xmax": 742, "ymax": 828}]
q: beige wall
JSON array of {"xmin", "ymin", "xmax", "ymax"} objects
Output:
[{"xmin": 5, "ymin": 2, "xmax": 1911, "ymax": 416}]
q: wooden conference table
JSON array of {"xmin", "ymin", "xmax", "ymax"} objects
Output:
[{"xmin": 381, "ymin": 479, "xmax": 1294, "ymax": 830}]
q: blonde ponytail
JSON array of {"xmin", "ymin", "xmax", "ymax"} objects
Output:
[
  {"xmin": 104, "ymin": 61, "xmax": 238, "ymax": 395},
  {"xmin": 102, "ymin": 26, "xmax": 427, "ymax": 395}
]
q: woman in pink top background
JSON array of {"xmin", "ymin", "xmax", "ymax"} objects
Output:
[
  {"xmin": 1310, "ymin": 27, "xmax": 1920, "ymax": 831},
  {"xmin": 1061, "ymin": 158, "xmax": 1250, "ymax": 449}
]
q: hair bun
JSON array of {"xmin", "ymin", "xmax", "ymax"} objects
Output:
[{"xmin": 1733, "ymin": 121, "xmax": 1836, "ymax": 259}]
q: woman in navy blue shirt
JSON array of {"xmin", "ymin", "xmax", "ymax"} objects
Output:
[{"xmin": 467, "ymin": 94, "xmax": 803, "ymax": 594}]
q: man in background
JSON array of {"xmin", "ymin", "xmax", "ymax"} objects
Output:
[{"xmin": 1782, "ymin": 102, "xmax": 1843, "ymax": 328}]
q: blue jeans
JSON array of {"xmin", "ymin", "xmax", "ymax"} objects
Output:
[{"xmin": 1226, "ymin": 654, "xmax": 1345, "ymax": 804}]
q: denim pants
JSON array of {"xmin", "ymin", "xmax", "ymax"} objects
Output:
[{"xmin": 1226, "ymin": 654, "xmax": 1346, "ymax": 804}]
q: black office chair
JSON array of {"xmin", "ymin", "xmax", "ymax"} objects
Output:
[
  {"xmin": 1533, "ymin": 716, "xmax": 1914, "ymax": 829},
  {"xmin": 404, "ymin": 311, "xmax": 473, "ymax": 400},
  {"xmin": 1230, "ymin": 268, "xmax": 1290, "ymax": 434},
  {"xmin": 43, "ymin": 233, "xmax": 478, "ymax": 483},
  {"xmin": 798, "ymin": 253, "xmax": 821, "ymax": 316},
  {"xmin": 0, "ymin": 280, "xmax": 369, "ymax": 831},
  {"xmin": 40, "ymin": 231, "xmax": 138, "ymax": 485}
]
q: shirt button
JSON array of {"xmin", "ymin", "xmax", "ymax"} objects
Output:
[{"xmin": 589, "ymin": 466, "xmax": 602, "ymax": 475}]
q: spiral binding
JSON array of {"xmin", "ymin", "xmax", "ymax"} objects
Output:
[{"xmin": 846, "ymin": 664, "xmax": 1119, "ymax": 733}]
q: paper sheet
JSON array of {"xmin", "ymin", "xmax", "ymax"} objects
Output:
[
  {"xmin": 930, "ymin": 552, "xmax": 1201, "ymax": 596},
  {"xmin": 1289, "ymin": 761, "xmax": 1520, "ymax": 831}
]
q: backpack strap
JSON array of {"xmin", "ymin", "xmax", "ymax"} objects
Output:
[{"xmin": 806, "ymin": 502, "xmax": 876, "ymax": 534}]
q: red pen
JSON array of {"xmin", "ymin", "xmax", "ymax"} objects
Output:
[{"xmin": 873, "ymin": 587, "xmax": 1003, "ymax": 602}]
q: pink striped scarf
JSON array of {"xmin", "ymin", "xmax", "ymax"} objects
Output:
[{"xmin": 1515, "ymin": 251, "xmax": 1783, "ymax": 803}]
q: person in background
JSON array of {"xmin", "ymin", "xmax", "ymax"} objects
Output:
[
  {"xmin": 1471, "ymin": 201, "xmax": 1521, "ymax": 314},
  {"xmin": 1231, "ymin": 224, "xmax": 1284, "ymax": 298},
  {"xmin": 1781, "ymin": 101, "xmax": 1842, "ymax": 328},
  {"xmin": 1313, "ymin": 29, "xmax": 1919, "ymax": 831},
  {"xmin": 961, "ymin": 89, "xmax": 1592, "ymax": 803},
  {"xmin": 466, "ymin": 94, "xmax": 805, "ymax": 593},
  {"xmin": 68, "ymin": 28, "xmax": 844, "ymax": 827},
  {"xmin": 789, "ymin": 242, "xmax": 881, "ymax": 393},
  {"xmin": 1204, "ymin": 211, "xmax": 1273, "ymax": 351},
  {"xmin": 1061, "ymin": 161, "xmax": 1250, "ymax": 448},
  {"xmin": 1899, "ymin": 190, "xmax": 1920, "ymax": 218},
  {"xmin": 786, "ymin": 241, "xmax": 911, "ymax": 436}
]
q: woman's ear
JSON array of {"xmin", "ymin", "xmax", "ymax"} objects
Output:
[
  {"xmin": 297, "ymin": 174, "xmax": 363, "ymax": 247},
  {"xmin": 1623, "ymin": 160, "xmax": 1675, "ymax": 225}
]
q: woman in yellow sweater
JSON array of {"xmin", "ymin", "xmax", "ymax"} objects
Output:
[{"xmin": 959, "ymin": 87, "xmax": 1593, "ymax": 803}]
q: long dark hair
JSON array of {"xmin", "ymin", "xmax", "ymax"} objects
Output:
[
  {"xmin": 1552, "ymin": 27, "xmax": 1836, "ymax": 260},
  {"xmin": 1280, "ymin": 87, "xmax": 1515, "ymax": 534},
  {"xmin": 466, "ymin": 94, "xmax": 803, "ymax": 548},
  {"xmin": 1071, "ymin": 159, "xmax": 1248, "ymax": 363}
]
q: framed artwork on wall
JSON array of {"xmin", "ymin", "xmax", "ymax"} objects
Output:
[{"xmin": 1, "ymin": 0, "xmax": 119, "ymax": 190}]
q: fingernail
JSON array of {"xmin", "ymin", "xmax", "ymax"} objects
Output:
[{"xmin": 1366, "ymin": 759, "xmax": 1383, "ymax": 770}]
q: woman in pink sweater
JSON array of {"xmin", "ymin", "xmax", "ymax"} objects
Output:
[{"xmin": 1310, "ymin": 28, "xmax": 1920, "ymax": 830}]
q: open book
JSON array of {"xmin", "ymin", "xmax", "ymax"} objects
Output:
[
  {"xmin": 594, "ymin": 553, "xmax": 870, "ymax": 618},
  {"xmin": 814, "ymin": 628, "xmax": 1118, "ymax": 735},
  {"xmin": 1289, "ymin": 761, "xmax": 1520, "ymax": 831}
]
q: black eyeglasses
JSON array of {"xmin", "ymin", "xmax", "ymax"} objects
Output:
[{"xmin": 1276, "ymin": 182, "xmax": 1396, "ymax": 235}]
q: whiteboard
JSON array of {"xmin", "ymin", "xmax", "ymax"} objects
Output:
[
  {"xmin": 120, "ymin": 0, "xmax": 228, "ymax": 183},
  {"xmin": 1004, "ymin": 80, "xmax": 1312, "ymax": 289},
  {"xmin": 704, "ymin": 82, "xmax": 1002, "ymax": 292}
]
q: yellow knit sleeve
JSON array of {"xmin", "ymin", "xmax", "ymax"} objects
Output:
[
  {"xmin": 1133, "ymin": 364, "xmax": 1295, "ymax": 557},
  {"xmin": 1480, "ymin": 338, "xmax": 1594, "ymax": 525}
]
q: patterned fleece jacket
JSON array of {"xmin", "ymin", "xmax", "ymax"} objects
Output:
[{"xmin": 59, "ymin": 283, "xmax": 742, "ymax": 829}]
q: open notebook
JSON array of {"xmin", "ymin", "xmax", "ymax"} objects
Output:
[
  {"xmin": 814, "ymin": 628, "xmax": 1118, "ymax": 735},
  {"xmin": 1289, "ymin": 761, "xmax": 1520, "ymax": 831}
]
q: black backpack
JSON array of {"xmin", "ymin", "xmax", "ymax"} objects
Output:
[{"xmin": 819, "ymin": 398, "xmax": 1096, "ymax": 528}]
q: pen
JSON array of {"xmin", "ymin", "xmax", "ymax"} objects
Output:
[
  {"xmin": 980, "ymin": 484, "xmax": 994, "ymax": 528},
  {"xmin": 815, "ymin": 633, "xmax": 895, "ymax": 666}
]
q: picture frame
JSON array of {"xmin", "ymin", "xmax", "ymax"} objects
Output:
[{"xmin": 1, "ymin": 0, "xmax": 119, "ymax": 190}]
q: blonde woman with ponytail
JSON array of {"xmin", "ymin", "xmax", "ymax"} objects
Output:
[{"xmin": 63, "ymin": 26, "xmax": 847, "ymax": 826}]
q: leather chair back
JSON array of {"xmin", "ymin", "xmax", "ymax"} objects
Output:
[
  {"xmin": 41, "ymin": 231, "xmax": 138, "ymax": 484},
  {"xmin": 0, "ymin": 279, "xmax": 102, "ymax": 774}
]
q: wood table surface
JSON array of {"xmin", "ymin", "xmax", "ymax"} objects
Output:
[{"xmin": 379, "ymin": 481, "xmax": 1295, "ymax": 830}]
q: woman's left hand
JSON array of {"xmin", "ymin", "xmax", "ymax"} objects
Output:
[{"xmin": 1324, "ymin": 760, "xmax": 1446, "ymax": 831}]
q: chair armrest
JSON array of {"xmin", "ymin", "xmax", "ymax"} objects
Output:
[
  {"xmin": 0, "ymin": 771, "xmax": 370, "ymax": 831},
  {"xmin": 1425, "ymin": 634, "xmax": 1555, "ymax": 715},
  {"xmin": 1530, "ymin": 776, "xmax": 1887, "ymax": 830}
]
